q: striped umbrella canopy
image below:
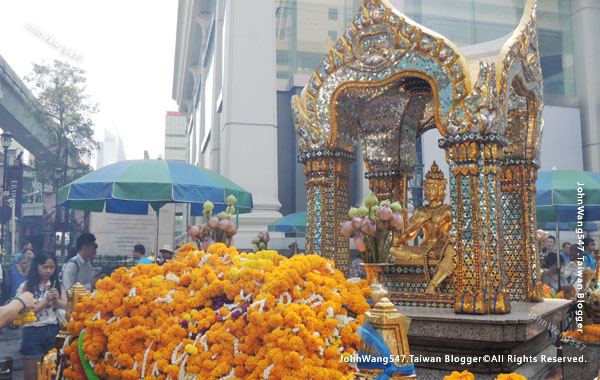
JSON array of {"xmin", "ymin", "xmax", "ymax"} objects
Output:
[
  {"xmin": 57, "ymin": 159, "xmax": 253, "ymax": 215},
  {"xmin": 268, "ymin": 212, "xmax": 306, "ymax": 233},
  {"xmin": 535, "ymin": 170, "xmax": 600, "ymax": 223}
]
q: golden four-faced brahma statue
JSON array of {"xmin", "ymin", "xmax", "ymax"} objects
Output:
[{"xmin": 390, "ymin": 162, "xmax": 454, "ymax": 294}]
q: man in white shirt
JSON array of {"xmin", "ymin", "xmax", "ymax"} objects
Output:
[{"xmin": 62, "ymin": 233, "xmax": 98, "ymax": 291}]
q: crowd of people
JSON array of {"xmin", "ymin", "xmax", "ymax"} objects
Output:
[
  {"xmin": 0, "ymin": 233, "xmax": 179, "ymax": 379},
  {"xmin": 539, "ymin": 235, "xmax": 597, "ymax": 296}
]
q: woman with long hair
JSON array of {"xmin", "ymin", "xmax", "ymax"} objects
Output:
[{"xmin": 17, "ymin": 252, "xmax": 66, "ymax": 379}]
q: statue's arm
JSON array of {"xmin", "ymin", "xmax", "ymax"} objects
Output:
[
  {"xmin": 440, "ymin": 206, "xmax": 453, "ymax": 233},
  {"xmin": 399, "ymin": 210, "xmax": 430, "ymax": 242}
]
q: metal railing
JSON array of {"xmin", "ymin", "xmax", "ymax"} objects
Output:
[{"xmin": 1, "ymin": 255, "xmax": 134, "ymax": 274}]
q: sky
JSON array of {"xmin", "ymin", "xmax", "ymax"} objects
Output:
[{"xmin": 0, "ymin": 1, "xmax": 179, "ymax": 167}]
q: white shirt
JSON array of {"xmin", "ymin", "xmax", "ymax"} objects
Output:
[
  {"xmin": 17, "ymin": 280, "xmax": 65, "ymax": 327},
  {"xmin": 62, "ymin": 254, "xmax": 94, "ymax": 291}
]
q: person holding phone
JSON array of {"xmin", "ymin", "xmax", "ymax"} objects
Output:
[{"xmin": 17, "ymin": 252, "xmax": 66, "ymax": 380}]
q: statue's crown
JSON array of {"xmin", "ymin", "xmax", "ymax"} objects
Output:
[{"xmin": 425, "ymin": 161, "xmax": 445, "ymax": 181}]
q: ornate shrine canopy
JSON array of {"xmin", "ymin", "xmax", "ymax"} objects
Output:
[
  {"xmin": 292, "ymin": 0, "xmax": 545, "ymax": 314},
  {"xmin": 292, "ymin": 0, "xmax": 543, "ymax": 171}
]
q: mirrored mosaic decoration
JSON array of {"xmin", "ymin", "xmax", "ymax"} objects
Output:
[{"xmin": 292, "ymin": 0, "xmax": 543, "ymax": 314}]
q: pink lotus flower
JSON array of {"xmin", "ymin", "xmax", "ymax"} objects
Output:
[
  {"xmin": 340, "ymin": 222, "xmax": 353, "ymax": 237},
  {"xmin": 219, "ymin": 218, "xmax": 231, "ymax": 231},
  {"xmin": 354, "ymin": 234, "xmax": 366, "ymax": 252},
  {"xmin": 376, "ymin": 204, "xmax": 393, "ymax": 221},
  {"xmin": 390, "ymin": 212, "xmax": 404, "ymax": 229},
  {"xmin": 350, "ymin": 217, "xmax": 363, "ymax": 230},
  {"xmin": 201, "ymin": 237, "xmax": 216, "ymax": 251},
  {"xmin": 208, "ymin": 216, "xmax": 219, "ymax": 228},
  {"xmin": 263, "ymin": 232, "xmax": 270, "ymax": 242},
  {"xmin": 257, "ymin": 232, "xmax": 265, "ymax": 241},
  {"xmin": 187, "ymin": 225, "xmax": 200, "ymax": 239},
  {"xmin": 361, "ymin": 219, "xmax": 376, "ymax": 235}
]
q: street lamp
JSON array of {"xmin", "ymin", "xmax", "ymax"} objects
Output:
[
  {"xmin": 1, "ymin": 131, "xmax": 12, "ymax": 253},
  {"xmin": 54, "ymin": 167, "xmax": 62, "ymax": 254}
]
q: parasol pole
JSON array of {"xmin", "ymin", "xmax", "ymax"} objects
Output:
[
  {"xmin": 155, "ymin": 209, "xmax": 160, "ymax": 264},
  {"xmin": 556, "ymin": 216, "xmax": 561, "ymax": 290}
]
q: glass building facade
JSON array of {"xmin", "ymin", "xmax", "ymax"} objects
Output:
[{"xmin": 276, "ymin": 0, "xmax": 575, "ymax": 97}]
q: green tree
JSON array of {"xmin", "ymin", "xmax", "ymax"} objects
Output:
[{"xmin": 25, "ymin": 60, "xmax": 98, "ymax": 183}]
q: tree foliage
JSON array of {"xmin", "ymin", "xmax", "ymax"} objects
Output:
[{"xmin": 25, "ymin": 60, "xmax": 98, "ymax": 183}]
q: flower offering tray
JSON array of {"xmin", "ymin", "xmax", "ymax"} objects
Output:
[{"xmin": 379, "ymin": 262, "xmax": 454, "ymax": 308}]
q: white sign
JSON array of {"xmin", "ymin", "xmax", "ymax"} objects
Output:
[{"xmin": 90, "ymin": 203, "xmax": 175, "ymax": 256}]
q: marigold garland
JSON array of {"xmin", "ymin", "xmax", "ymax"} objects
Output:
[
  {"xmin": 563, "ymin": 324, "xmax": 600, "ymax": 342},
  {"xmin": 63, "ymin": 243, "xmax": 371, "ymax": 379}
]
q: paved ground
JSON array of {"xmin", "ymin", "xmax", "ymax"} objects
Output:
[{"xmin": 0, "ymin": 326, "xmax": 24, "ymax": 379}]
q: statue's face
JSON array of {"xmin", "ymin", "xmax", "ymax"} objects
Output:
[{"xmin": 424, "ymin": 180, "xmax": 446, "ymax": 203}]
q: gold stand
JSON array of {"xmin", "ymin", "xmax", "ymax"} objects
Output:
[{"xmin": 355, "ymin": 298, "xmax": 417, "ymax": 380}]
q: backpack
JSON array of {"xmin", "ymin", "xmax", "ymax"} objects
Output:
[
  {"xmin": 59, "ymin": 258, "xmax": 80, "ymax": 283},
  {"xmin": 1, "ymin": 265, "xmax": 13, "ymax": 304}
]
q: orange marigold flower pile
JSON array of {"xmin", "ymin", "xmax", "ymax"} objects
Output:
[
  {"xmin": 444, "ymin": 371, "xmax": 526, "ymax": 380},
  {"xmin": 563, "ymin": 324, "xmax": 600, "ymax": 342},
  {"xmin": 63, "ymin": 243, "xmax": 371, "ymax": 379}
]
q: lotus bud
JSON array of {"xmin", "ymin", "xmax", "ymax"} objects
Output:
[
  {"xmin": 390, "ymin": 212, "xmax": 404, "ymax": 229},
  {"xmin": 361, "ymin": 219, "xmax": 376, "ymax": 235},
  {"xmin": 340, "ymin": 222, "xmax": 353, "ymax": 237},
  {"xmin": 229, "ymin": 226, "xmax": 237, "ymax": 236},
  {"xmin": 225, "ymin": 222, "xmax": 236, "ymax": 233},
  {"xmin": 377, "ymin": 219, "xmax": 385, "ymax": 230},
  {"xmin": 202, "ymin": 209, "xmax": 211, "ymax": 218},
  {"xmin": 364, "ymin": 193, "xmax": 379, "ymax": 208},
  {"xmin": 219, "ymin": 218, "xmax": 231, "ymax": 230},
  {"xmin": 369, "ymin": 206, "xmax": 379, "ymax": 219},
  {"xmin": 376, "ymin": 204, "xmax": 393, "ymax": 221},
  {"xmin": 391, "ymin": 201, "xmax": 402, "ymax": 213},
  {"xmin": 217, "ymin": 211, "xmax": 227, "ymax": 219},
  {"xmin": 226, "ymin": 194, "xmax": 237, "ymax": 205},
  {"xmin": 380, "ymin": 199, "xmax": 391, "ymax": 207},
  {"xmin": 203, "ymin": 200, "xmax": 214, "ymax": 211},
  {"xmin": 251, "ymin": 237, "xmax": 260, "ymax": 245},
  {"xmin": 259, "ymin": 242, "xmax": 266, "ymax": 250},
  {"xmin": 187, "ymin": 225, "xmax": 200, "ymax": 239},
  {"xmin": 354, "ymin": 234, "xmax": 366, "ymax": 252},
  {"xmin": 257, "ymin": 232, "xmax": 265, "ymax": 241},
  {"xmin": 208, "ymin": 216, "xmax": 219, "ymax": 228},
  {"xmin": 350, "ymin": 217, "xmax": 363, "ymax": 230},
  {"xmin": 348, "ymin": 207, "xmax": 359, "ymax": 218},
  {"xmin": 264, "ymin": 232, "xmax": 270, "ymax": 242},
  {"xmin": 357, "ymin": 206, "xmax": 369, "ymax": 217}
]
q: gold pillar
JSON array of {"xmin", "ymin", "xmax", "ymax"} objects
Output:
[
  {"xmin": 300, "ymin": 149, "xmax": 354, "ymax": 275},
  {"xmin": 500, "ymin": 160, "xmax": 542, "ymax": 302},
  {"xmin": 366, "ymin": 171, "xmax": 406, "ymax": 205},
  {"xmin": 441, "ymin": 134, "xmax": 511, "ymax": 314}
]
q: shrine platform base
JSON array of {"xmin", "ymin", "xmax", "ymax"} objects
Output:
[{"xmin": 396, "ymin": 299, "xmax": 572, "ymax": 379}]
